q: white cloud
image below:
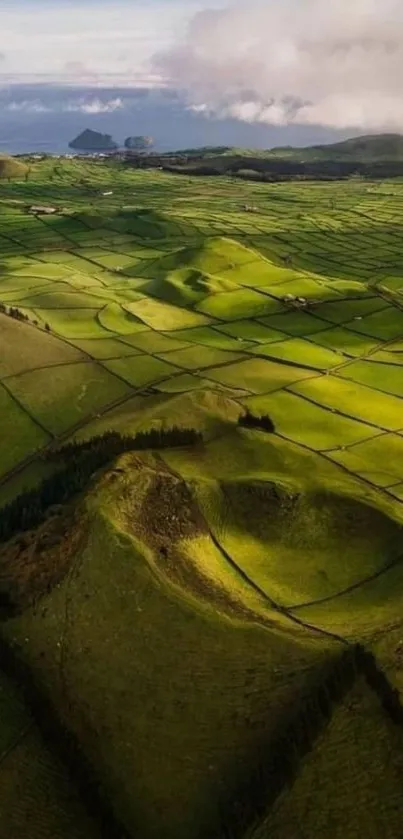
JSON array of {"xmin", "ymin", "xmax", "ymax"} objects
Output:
[
  {"xmin": 5, "ymin": 100, "xmax": 52, "ymax": 113},
  {"xmin": 155, "ymin": 0, "xmax": 403, "ymax": 131},
  {"xmin": 64, "ymin": 97, "xmax": 124, "ymax": 114},
  {"xmin": 0, "ymin": 0, "xmax": 229, "ymax": 87},
  {"xmin": 2, "ymin": 96, "xmax": 125, "ymax": 115}
]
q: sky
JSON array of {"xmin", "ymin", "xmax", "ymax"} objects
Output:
[
  {"xmin": 0, "ymin": 0, "xmax": 228, "ymax": 87},
  {"xmin": 0, "ymin": 0, "xmax": 402, "ymax": 148}
]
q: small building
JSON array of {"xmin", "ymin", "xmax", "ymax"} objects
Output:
[{"xmin": 27, "ymin": 205, "xmax": 57, "ymax": 214}]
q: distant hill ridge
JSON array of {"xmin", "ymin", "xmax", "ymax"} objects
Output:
[
  {"xmin": 64, "ymin": 132, "xmax": 403, "ymax": 160},
  {"xmin": 169, "ymin": 134, "xmax": 403, "ymax": 162},
  {"xmin": 137, "ymin": 133, "xmax": 403, "ymax": 181}
]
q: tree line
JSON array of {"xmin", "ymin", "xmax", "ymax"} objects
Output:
[
  {"xmin": 0, "ymin": 302, "xmax": 50, "ymax": 331},
  {"xmin": 0, "ymin": 427, "xmax": 202, "ymax": 544},
  {"xmin": 123, "ymin": 152, "xmax": 403, "ymax": 182},
  {"xmin": 44, "ymin": 427, "xmax": 201, "ymax": 462},
  {"xmin": 0, "ymin": 303, "xmax": 29, "ymax": 322}
]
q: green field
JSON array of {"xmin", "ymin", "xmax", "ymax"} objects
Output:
[{"xmin": 1, "ymin": 157, "xmax": 403, "ymax": 837}]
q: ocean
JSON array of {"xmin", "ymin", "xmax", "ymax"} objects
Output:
[{"xmin": 0, "ymin": 84, "xmax": 343, "ymax": 155}]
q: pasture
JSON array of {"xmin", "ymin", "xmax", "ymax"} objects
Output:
[{"xmin": 2, "ymin": 159, "xmax": 403, "ymax": 837}]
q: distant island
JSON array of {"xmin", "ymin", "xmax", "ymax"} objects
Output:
[
  {"xmin": 124, "ymin": 136, "xmax": 154, "ymax": 151},
  {"xmin": 68, "ymin": 129, "xmax": 118, "ymax": 152},
  {"xmin": 68, "ymin": 130, "xmax": 155, "ymax": 154}
]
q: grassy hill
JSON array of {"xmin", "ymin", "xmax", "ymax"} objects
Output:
[
  {"xmin": 0, "ymin": 455, "xmax": 340, "ymax": 838},
  {"xmin": 270, "ymin": 133, "xmax": 403, "ymax": 162},
  {"xmin": 0, "ymin": 155, "xmax": 29, "ymax": 180},
  {"xmin": 151, "ymin": 134, "xmax": 403, "ymax": 180},
  {"xmin": 170, "ymin": 134, "xmax": 403, "ymax": 163},
  {"xmin": 1, "ymin": 157, "xmax": 403, "ymax": 836}
]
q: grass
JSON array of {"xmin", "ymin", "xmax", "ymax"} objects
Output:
[
  {"xmin": 0, "ymin": 729, "xmax": 101, "ymax": 839},
  {"xmin": 259, "ymin": 310, "xmax": 330, "ymax": 336},
  {"xmin": 141, "ymin": 236, "xmax": 258, "ymax": 280},
  {"xmin": 128, "ymin": 296, "xmax": 212, "ymax": 330},
  {"xmin": 0, "ymin": 274, "xmax": 56, "ymax": 294},
  {"xmin": 155, "ymin": 373, "xmax": 216, "ymax": 393},
  {"xmin": 102, "ymin": 354, "xmax": 180, "ymax": 388},
  {"xmin": 308, "ymin": 326, "xmax": 380, "ymax": 357},
  {"xmin": 216, "ymin": 319, "xmax": 286, "ymax": 343},
  {"xmin": 293, "ymin": 558, "xmax": 403, "ymax": 637},
  {"xmin": 265, "ymin": 277, "xmax": 341, "ymax": 303},
  {"xmin": 68, "ymin": 389, "xmax": 237, "ymax": 442},
  {"xmin": 327, "ymin": 433, "xmax": 403, "ymax": 487},
  {"xmin": 0, "ymin": 383, "xmax": 49, "ymax": 477},
  {"xmin": 168, "ymin": 325, "xmax": 254, "ymax": 351},
  {"xmin": 202, "ymin": 357, "xmax": 314, "ymax": 392},
  {"xmin": 0, "ymin": 155, "xmax": 28, "ymax": 179},
  {"xmin": 163, "ymin": 432, "xmax": 403, "ymax": 605},
  {"xmin": 196, "ymin": 288, "xmax": 284, "ymax": 320},
  {"xmin": 18, "ymin": 289, "xmax": 107, "ymax": 310},
  {"xmin": 144, "ymin": 268, "xmax": 238, "ymax": 305},
  {"xmin": 345, "ymin": 306, "xmax": 403, "ymax": 340},
  {"xmin": 97, "ymin": 302, "xmax": 147, "ymax": 335},
  {"xmin": 195, "ymin": 479, "xmax": 399, "ymax": 607},
  {"xmin": 119, "ymin": 330, "xmax": 191, "ymax": 354},
  {"xmin": 0, "ymin": 459, "xmax": 58, "ymax": 508},
  {"xmin": 290, "ymin": 376, "xmax": 403, "ymax": 430},
  {"xmin": 157, "ymin": 345, "xmax": 243, "ymax": 370},
  {"xmin": 6, "ymin": 362, "xmax": 131, "ymax": 435},
  {"xmin": 0, "ymin": 313, "xmax": 84, "ymax": 378},
  {"xmin": 337, "ymin": 360, "xmax": 403, "ymax": 397},
  {"xmin": 66, "ymin": 337, "xmax": 142, "ymax": 360},
  {"xmin": 0, "ymin": 672, "xmax": 100, "ymax": 839},
  {"xmin": 0, "ymin": 458, "xmax": 335, "ymax": 839},
  {"xmin": 161, "ymin": 427, "xmax": 380, "ymax": 502},
  {"xmin": 244, "ymin": 390, "xmax": 376, "ymax": 450},
  {"xmin": 314, "ymin": 298, "xmax": 388, "ymax": 324},
  {"xmin": 252, "ymin": 676, "xmax": 403, "ymax": 839},
  {"xmin": 252, "ymin": 337, "xmax": 342, "ymax": 370},
  {"xmin": 2, "ymin": 159, "xmax": 403, "ymax": 837},
  {"xmin": 32, "ymin": 308, "xmax": 107, "ymax": 339}
]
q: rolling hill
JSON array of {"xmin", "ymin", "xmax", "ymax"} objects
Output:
[
  {"xmin": 170, "ymin": 134, "xmax": 403, "ymax": 162},
  {"xmin": 1, "ymin": 155, "xmax": 403, "ymax": 838},
  {"xmin": 145, "ymin": 134, "xmax": 403, "ymax": 180}
]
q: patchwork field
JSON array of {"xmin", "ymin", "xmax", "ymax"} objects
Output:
[{"xmin": 1, "ymin": 159, "xmax": 403, "ymax": 837}]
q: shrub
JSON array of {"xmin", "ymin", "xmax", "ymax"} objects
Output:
[{"xmin": 238, "ymin": 410, "xmax": 275, "ymax": 433}]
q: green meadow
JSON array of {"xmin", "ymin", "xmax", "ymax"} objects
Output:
[{"xmin": 1, "ymin": 158, "xmax": 403, "ymax": 837}]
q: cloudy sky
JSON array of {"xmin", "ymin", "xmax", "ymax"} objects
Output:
[
  {"xmin": 0, "ymin": 0, "xmax": 222, "ymax": 86},
  {"xmin": 0, "ymin": 0, "xmax": 402, "ymax": 149}
]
